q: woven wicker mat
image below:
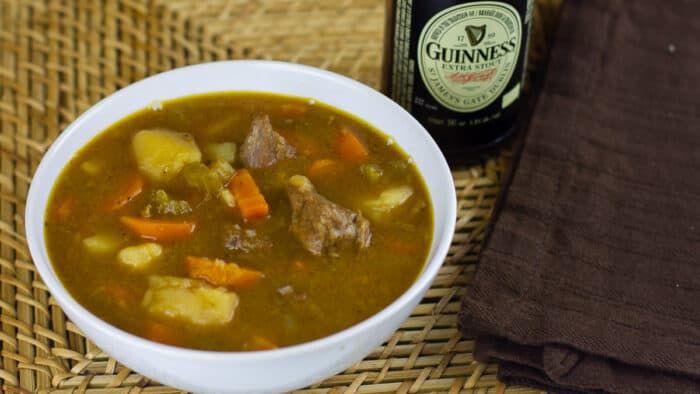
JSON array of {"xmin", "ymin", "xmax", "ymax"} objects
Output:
[{"xmin": 0, "ymin": 1, "xmax": 562, "ymax": 392}]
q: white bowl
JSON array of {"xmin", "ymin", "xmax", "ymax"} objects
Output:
[{"xmin": 25, "ymin": 60, "xmax": 456, "ymax": 394}]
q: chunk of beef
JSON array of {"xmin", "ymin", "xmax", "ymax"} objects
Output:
[
  {"xmin": 240, "ymin": 113, "xmax": 296, "ymax": 168},
  {"xmin": 286, "ymin": 175, "xmax": 371, "ymax": 256}
]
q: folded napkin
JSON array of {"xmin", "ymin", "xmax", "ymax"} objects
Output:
[{"xmin": 459, "ymin": 1, "xmax": 700, "ymax": 393}]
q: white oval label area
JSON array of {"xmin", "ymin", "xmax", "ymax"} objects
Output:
[{"xmin": 417, "ymin": 1, "xmax": 522, "ymax": 113}]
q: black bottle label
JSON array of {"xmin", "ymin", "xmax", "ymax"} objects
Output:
[{"xmin": 385, "ymin": 0, "xmax": 532, "ymax": 157}]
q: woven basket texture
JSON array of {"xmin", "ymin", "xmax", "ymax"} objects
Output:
[{"xmin": 0, "ymin": 0, "xmax": 562, "ymax": 392}]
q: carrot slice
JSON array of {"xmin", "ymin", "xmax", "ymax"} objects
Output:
[
  {"xmin": 337, "ymin": 127, "xmax": 368, "ymax": 162},
  {"xmin": 103, "ymin": 174, "xmax": 144, "ymax": 211},
  {"xmin": 144, "ymin": 321, "xmax": 183, "ymax": 347},
  {"xmin": 186, "ymin": 256, "xmax": 264, "ymax": 288},
  {"xmin": 308, "ymin": 159, "xmax": 340, "ymax": 179},
  {"xmin": 248, "ymin": 335, "xmax": 278, "ymax": 351},
  {"xmin": 120, "ymin": 216, "xmax": 196, "ymax": 241},
  {"xmin": 229, "ymin": 169, "xmax": 269, "ymax": 219}
]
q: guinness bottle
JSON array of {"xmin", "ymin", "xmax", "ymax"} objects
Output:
[{"xmin": 382, "ymin": 0, "xmax": 533, "ymax": 163}]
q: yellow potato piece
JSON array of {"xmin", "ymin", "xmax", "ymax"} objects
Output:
[
  {"xmin": 118, "ymin": 243, "xmax": 163, "ymax": 268},
  {"xmin": 80, "ymin": 159, "xmax": 102, "ymax": 176},
  {"xmin": 204, "ymin": 142, "xmax": 237, "ymax": 164},
  {"xmin": 142, "ymin": 276, "xmax": 239, "ymax": 325},
  {"xmin": 132, "ymin": 129, "xmax": 202, "ymax": 182},
  {"xmin": 82, "ymin": 233, "xmax": 122, "ymax": 254},
  {"xmin": 363, "ymin": 185, "xmax": 414, "ymax": 221}
]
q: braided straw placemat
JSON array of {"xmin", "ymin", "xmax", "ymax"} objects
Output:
[{"xmin": 0, "ymin": 1, "xmax": 562, "ymax": 392}]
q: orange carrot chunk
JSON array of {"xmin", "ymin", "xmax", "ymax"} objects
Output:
[
  {"xmin": 229, "ymin": 169, "xmax": 269, "ymax": 219},
  {"xmin": 248, "ymin": 335, "xmax": 278, "ymax": 351},
  {"xmin": 103, "ymin": 174, "xmax": 144, "ymax": 211},
  {"xmin": 308, "ymin": 159, "xmax": 340, "ymax": 179},
  {"xmin": 186, "ymin": 256, "xmax": 264, "ymax": 288},
  {"xmin": 120, "ymin": 216, "xmax": 195, "ymax": 241},
  {"xmin": 144, "ymin": 321, "xmax": 183, "ymax": 347},
  {"xmin": 336, "ymin": 127, "xmax": 368, "ymax": 162}
]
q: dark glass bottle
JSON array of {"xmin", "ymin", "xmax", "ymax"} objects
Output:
[{"xmin": 382, "ymin": 0, "xmax": 533, "ymax": 163}]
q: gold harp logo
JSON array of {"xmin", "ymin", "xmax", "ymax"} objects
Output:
[{"xmin": 465, "ymin": 25, "xmax": 486, "ymax": 46}]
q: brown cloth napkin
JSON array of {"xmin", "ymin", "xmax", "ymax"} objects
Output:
[{"xmin": 459, "ymin": 1, "xmax": 700, "ymax": 393}]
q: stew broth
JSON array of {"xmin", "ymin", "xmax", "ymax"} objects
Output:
[{"xmin": 45, "ymin": 92, "xmax": 433, "ymax": 351}]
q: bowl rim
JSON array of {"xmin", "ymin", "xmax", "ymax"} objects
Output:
[{"xmin": 25, "ymin": 59, "xmax": 457, "ymax": 361}]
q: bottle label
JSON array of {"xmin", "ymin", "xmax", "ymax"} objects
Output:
[{"xmin": 417, "ymin": 1, "xmax": 522, "ymax": 113}]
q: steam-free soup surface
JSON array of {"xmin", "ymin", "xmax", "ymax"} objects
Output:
[{"xmin": 45, "ymin": 92, "xmax": 433, "ymax": 351}]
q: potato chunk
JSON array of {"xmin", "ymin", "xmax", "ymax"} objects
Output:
[
  {"xmin": 80, "ymin": 159, "xmax": 102, "ymax": 175},
  {"xmin": 363, "ymin": 185, "xmax": 414, "ymax": 221},
  {"xmin": 83, "ymin": 233, "xmax": 122, "ymax": 254},
  {"xmin": 142, "ymin": 276, "xmax": 239, "ymax": 325},
  {"xmin": 118, "ymin": 243, "xmax": 163, "ymax": 268},
  {"xmin": 204, "ymin": 142, "xmax": 237, "ymax": 164},
  {"xmin": 132, "ymin": 129, "xmax": 202, "ymax": 183}
]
